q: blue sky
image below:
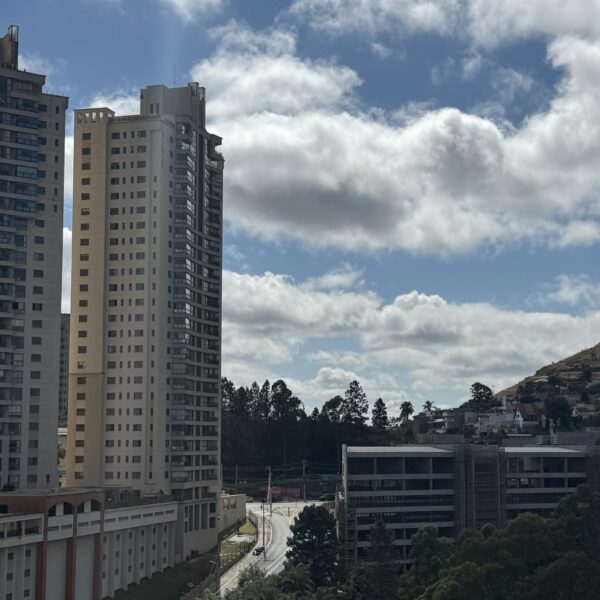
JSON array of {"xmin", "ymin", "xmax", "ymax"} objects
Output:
[{"xmin": 11, "ymin": 0, "xmax": 600, "ymax": 414}]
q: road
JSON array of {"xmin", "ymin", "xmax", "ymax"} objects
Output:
[{"xmin": 217, "ymin": 501, "xmax": 319, "ymax": 596}]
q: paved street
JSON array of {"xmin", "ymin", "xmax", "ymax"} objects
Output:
[{"xmin": 217, "ymin": 501, "xmax": 320, "ymax": 596}]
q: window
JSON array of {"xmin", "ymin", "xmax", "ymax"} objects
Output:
[
  {"xmin": 82, "ymin": 147, "xmax": 91, "ymax": 155},
  {"xmin": 81, "ymin": 178, "xmax": 90, "ymax": 185},
  {"xmin": 82, "ymin": 132, "xmax": 91, "ymax": 140},
  {"xmin": 81, "ymin": 193, "xmax": 90, "ymax": 200}
]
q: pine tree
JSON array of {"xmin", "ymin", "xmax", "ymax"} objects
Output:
[
  {"xmin": 340, "ymin": 380, "xmax": 368, "ymax": 426},
  {"xmin": 371, "ymin": 398, "xmax": 389, "ymax": 431}
]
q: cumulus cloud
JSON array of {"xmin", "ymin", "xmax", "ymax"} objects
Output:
[
  {"xmin": 222, "ymin": 269, "xmax": 600, "ymax": 407},
  {"xmin": 195, "ymin": 22, "xmax": 360, "ymax": 120},
  {"xmin": 286, "ymin": 0, "xmax": 600, "ymax": 47},
  {"xmin": 187, "ymin": 23, "xmax": 600, "ymax": 255}
]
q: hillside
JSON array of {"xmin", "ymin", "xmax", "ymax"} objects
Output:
[{"xmin": 496, "ymin": 342, "xmax": 600, "ymax": 406}]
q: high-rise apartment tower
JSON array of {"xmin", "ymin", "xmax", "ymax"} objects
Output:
[
  {"xmin": 58, "ymin": 313, "xmax": 69, "ymax": 420},
  {"xmin": 0, "ymin": 26, "xmax": 68, "ymax": 490},
  {"xmin": 65, "ymin": 83, "xmax": 223, "ymax": 555}
]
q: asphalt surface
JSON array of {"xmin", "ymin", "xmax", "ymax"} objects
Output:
[{"xmin": 217, "ymin": 500, "xmax": 320, "ymax": 596}]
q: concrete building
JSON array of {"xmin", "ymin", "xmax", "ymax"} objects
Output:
[
  {"xmin": 0, "ymin": 25, "xmax": 68, "ymax": 490},
  {"xmin": 58, "ymin": 313, "xmax": 69, "ymax": 421},
  {"xmin": 0, "ymin": 487, "xmax": 177, "ymax": 600},
  {"xmin": 339, "ymin": 443, "xmax": 600, "ymax": 566},
  {"xmin": 64, "ymin": 82, "xmax": 223, "ymax": 557}
]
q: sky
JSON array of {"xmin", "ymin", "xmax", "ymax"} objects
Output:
[{"xmin": 10, "ymin": 0, "xmax": 600, "ymax": 415}]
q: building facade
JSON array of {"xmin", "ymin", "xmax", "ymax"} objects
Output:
[
  {"xmin": 64, "ymin": 83, "xmax": 223, "ymax": 557},
  {"xmin": 0, "ymin": 488, "xmax": 177, "ymax": 600},
  {"xmin": 0, "ymin": 25, "xmax": 68, "ymax": 491},
  {"xmin": 58, "ymin": 313, "xmax": 69, "ymax": 421},
  {"xmin": 339, "ymin": 443, "xmax": 600, "ymax": 566}
]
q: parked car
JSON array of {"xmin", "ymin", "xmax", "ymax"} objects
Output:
[{"xmin": 252, "ymin": 546, "xmax": 264, "ymax": 556}]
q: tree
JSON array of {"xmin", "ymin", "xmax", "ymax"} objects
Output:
[
  {"xmin": 321, "ymin": 396, "xmax": 343, "ymax": 423},
  {"xmin": 276, "ymin": 563, "xmax": 315, "ymax": 596},
  {"xmin": 545, "ymin": 397, "xmax": 571, "ymax": 431},
  {"xmin": 257, "ymin": 379, "xmax": 271, "ymax": 421},
  {"xmin": 468, "ymin": 382, "xmax": 499, "ymax": 412},
  {"xmin": 340, "ymin": 380, "xmax": 368, "ymax": 426},
  {"xmin": 371, "ymin": 398, "xmax": 389, "ymax": 431},
  {"xmin": 286, "ymin": 504, "xmax": 338, "ymax": 587},
  {"xmin": 423, "ymin": 400, "xmax": 435, "ymax": 412},
  {"xmin": 399, "ymin": 401, "xmax": 414, "ymax": 423},
  {"xmin": 221, "ymin": 376, "xmax": 236, "ymax": 412},
  {"xmin": 368, "ymin": 518, "xmax": 395, "ymax": 562}
]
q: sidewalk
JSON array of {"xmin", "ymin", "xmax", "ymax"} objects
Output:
[{"xmin": 217, "ymin": 512, "xmax": 272, "ymax": 596}]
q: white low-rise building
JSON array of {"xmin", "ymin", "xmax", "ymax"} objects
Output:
[{"xmin": 0, "ymin": 488, "xmax": 178, "ymax": 600}]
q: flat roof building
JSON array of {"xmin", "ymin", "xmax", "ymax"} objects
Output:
[
  {"xmin": 64, "ymin": 81, "xmax": 223, "ymax": 559},
  {"xmin": 339, "ymin": 443, "xmax": 600, "ymax": 567},
  {"xmin": 0, "ymin": 25, "xmax": 68, "ymax": 490}
]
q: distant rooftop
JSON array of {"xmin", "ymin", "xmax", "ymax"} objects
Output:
[
  {"xmin": 502, "ymin": 446, "xmax": 584, "ymax": 454},
  {"xmin": 347, "ymin": 445, "xmax": 453, "ymax": 456}
]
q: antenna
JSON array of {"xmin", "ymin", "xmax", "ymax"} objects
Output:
[{"xmin": 173, "ymin": 64, "xmax": 176, "ymax": 87}]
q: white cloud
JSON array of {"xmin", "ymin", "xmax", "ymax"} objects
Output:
[
  {"xmin": 222, "ymin": 269, "xmax": 600, "ymax": 408},
  {"xmin": 286, "ymin": 0, "xmax": 600, "ymax": 47},
  {"xmin": 158, "ymin": 0, "xmax": 224, "ymax": 22},
  {"xmin": 541, "ymin": 274, "xmax": 600, "ymax": 309},
  {"xmin": 286, "ymin": 0, "xmax": 462, "ymax": 38},
  {"xmin": 87, "ymin": 90, "xmax": 139, "ymax": 116},
  {"xmin": 62, "ymin": 228, "xmax": 72, "ymax": 313},
  {"xmin": 186, "ymin": 24, "xmax": 600, "ymax": 255},
  {"xmin": 306, "ymin": 264, "xmax": 364, "ymax": 290},
  {"xmin": 370, "ymin": 42, "xmax": 392, "ymax": 59},
  {"xmin": 193, "ymin": 21, "xmax": 360, "ymax": 120}
]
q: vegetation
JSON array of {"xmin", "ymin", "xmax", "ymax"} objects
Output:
[
  {"xmin": 286, "ymin": 505, "xmax": 338, "ymax": 587},
  {"xmin": 214, "ymin": 485, "xmax": 600, "ymax": 600},
  {"xmin": 466, "ymin": 382, "xmax": 501, "ymax": 412},
  {"xmin": 221, "ymin": 377, "xmax": 413, "ymax": 471}
]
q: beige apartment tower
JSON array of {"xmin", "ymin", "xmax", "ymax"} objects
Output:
[
  {"xmin": 65, "ymin": 83, "xmax": 223, "ymax": 556},
  {"xmin": 0, "ymin": 26, "xmax": 68, "ymax": 490}
]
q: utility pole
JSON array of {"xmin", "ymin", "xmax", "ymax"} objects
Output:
[
  {"xmin": 261, "ymin": 502, "xmax": 266, "ymax": 561},
  {"xmin": 235, "ymin": 464, "xmax": 238, "ymax": 495},
  {"xmin": 302, "ymin": 459, "xmax": 307, "ymax": 503},
  {"xmin": 267, "ymin": 465, "xmax": 272, "ymax": 516}
]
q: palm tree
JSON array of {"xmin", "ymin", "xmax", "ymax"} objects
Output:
[
  {"xmin": 400, "ymin": 401, "xmax": 414, "ymax": 423},
  {"xmin": 423, "ymin": 400, "xmax": 435, "ymax": 412}
]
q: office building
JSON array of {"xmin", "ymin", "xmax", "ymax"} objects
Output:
[
  {"xmin": 0, "ymin": 25, "xmax": 68, "ymax": 490},
  {"xmin": 58, "ymin": 313, "xmax": 69, "ymax": 421},
  {"xmin": 339, "ymin": 443, "xmax": 600, "ymax": 566},
  {"xmin": 65, "ymin": 83, "xmax": 223, "ymax": 556}
]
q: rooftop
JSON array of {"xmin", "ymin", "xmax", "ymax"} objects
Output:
[
  {"xmin": 502, "ymin": 446, "xmax": 584, "ymax": 455},
  {"xmin": 347, "ymin": 445, "xmax": 453, "ymax": 455}
]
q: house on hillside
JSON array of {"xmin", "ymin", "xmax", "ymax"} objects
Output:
[{"xmin": 514, "ymin": 402, "xmax": 544, "ymax": 431}]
